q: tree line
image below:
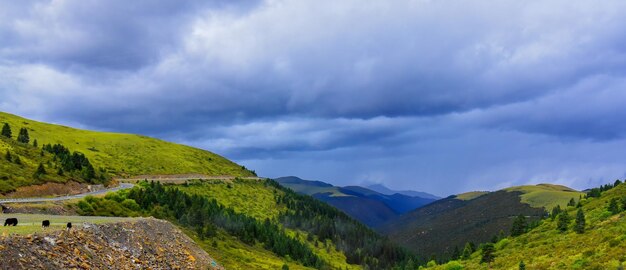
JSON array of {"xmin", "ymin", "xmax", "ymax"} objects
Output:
[
  {"xmin": 115, "ymin": 181, "xmax": 326, "ymax": 268},
  {"xmin": 42, "ymin": 143, "xmax": 102, "ymax": 183}
]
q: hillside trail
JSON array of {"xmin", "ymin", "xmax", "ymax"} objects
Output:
[
  {"xmin": 0, "ymin": 174, "xmax": 263, "ymax": 204},
  {"xmin": 116, "ymin": 174, "xmax": 263, "ymax": 184},
  {"xmin": 0, "ymin": 183, "xmax": 134, "ymax": 204}
]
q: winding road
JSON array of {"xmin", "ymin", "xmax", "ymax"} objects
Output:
[
  {"xmin": 0, "ymin": 183, "xmax": 134, "ymax": 204},
  {"xmin": 0, "ymin": 175, "xmax": 260, "ymax": 204}
]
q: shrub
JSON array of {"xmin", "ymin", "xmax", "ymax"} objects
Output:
[{"xmin": 444, "ymin": 261, "xmax": 464, "ymax": 270}]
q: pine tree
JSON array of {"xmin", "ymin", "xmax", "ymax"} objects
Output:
[
  {"xmin": 405, "ymin": 259, "xmax": 415, "ymax": 270},
  {"xmin": 33, "ymin": 139, "xmax": 38, "ymax": 147},
  {"xmin": 510, "ymin": 214, "xmax": 527, "ymax": 236},
  {"xmin": 567, "ymin": 198, "xmax": 576, "ymax": 207},
  {"xmin": 5, "ymin": 150, "xmax": 11, "ymax": 162},
  {"xmin": 13, "ymin": 155, "xmax": 21, "ymax": 165},
  {"xmin": 557, "ymin": 211, "xmax": 570, "ymax": 232},
  {"xmin": 574, "ymin": 208, "xmax": 585, "ymax": 234},
  {"xmin": 34, "ymin": 163, "xmax": 47, "ymax": 178},
  {"xmin": 519, "ymin": 260, "xmax": 526, "ymax": 270},
  {"xmin": 17, "ymin": 128, "xmax": 29, "ymax": 143},
  {"xmin": 551, "ymin": 205, "xmax": 561, "ymax": 220},
  {"xmin": 82, "ymin": 163, "xmax": 96, "ymax": 181},
  {"xmin": 461, "ymin": 242, "xmax": 474, "ymax": 260},
  {"xmin": 1, "ymin": 123, "xmax": 11, "ymax": 138},
  {"xmin": 480, "ymin": 243, "xmax": 495, "ymax": 264},
  {"xmin": 57, "ymin": 167, "xmax": 64, "ymax": 176},
  {"xmin": 608, "ymin": 198, "xmax": 620, "ymax": 214},
  {"xmin": 452, "ymin": 246, "xmax": 460, "ymax": 260}
]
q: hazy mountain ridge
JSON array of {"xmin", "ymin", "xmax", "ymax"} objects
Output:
[
  {"xmin": 275, "ymin": 176, "xmax": 437, "ymax": 227},
  {"xmin": 367, "ymin": 183, "xmax": 441, "ymax": 200}
]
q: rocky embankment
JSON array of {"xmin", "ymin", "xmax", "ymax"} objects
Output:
[{"xmin": 0, "ymin": 218, "xmax": 222, "ymax": 269}]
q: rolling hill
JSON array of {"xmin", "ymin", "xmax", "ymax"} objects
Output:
[
  {"xmin": 428, "ymin": 181, "xmax": 626, "ymax": 269},
  {"xmin": 381, "ymin": 184, "xmax": 584, "ymax": 260},
  {"xmin": 0, "ymin": 112, "xmax": 253, "ymax": 181},
  {"xmin": 275, "ymin": 176, "xmax": 437, "ymax": 227}
]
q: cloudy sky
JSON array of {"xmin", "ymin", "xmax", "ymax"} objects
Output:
[{"xmin": 2, "ymin": 0, "xmax": 626, "ymax": 196}]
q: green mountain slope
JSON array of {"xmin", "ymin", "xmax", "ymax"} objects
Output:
[
  {"xmin": 0, "ymin": 134, "xmax": 75, "ymax": 193},
  {"xmin": 381, "ymin": 184, "xmax": 583, "ymax": 260},
  {"xmin": 504, "ymin": 183, "xmax": 583, "ymax": 209},
  {"xmin": 0, "ymin": 112, "xmax": 253, "ymax": 178},
  {"xmin": 429, "ymin": 182, "xmax": 626, "ymax": 269},
  {"xmin": 74, "ymin": 178, "xmax": 416, "ymax": 269}
]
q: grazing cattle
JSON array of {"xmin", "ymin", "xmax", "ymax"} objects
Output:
[
  {"xmin": 66, "ymin": 222, "xmax": 72, "ymax": 230},
  {"xmin": 4, "ymin": 218, "xmax": 18, "ymax": 226},
  {"xmin": 42, "ymin": 220, "xmax": 50, "ymax": 227}
]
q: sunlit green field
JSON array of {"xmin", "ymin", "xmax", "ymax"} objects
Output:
[
  {"xmin": 505, "ymin": 184, "xmax": 584, "ymax": 209},
  {"xmin": 455, "ymin": 191, "xmax": 489, "ymax": 200},
  {"xmin": 178, "ymin": 179, "xmax": 285, "ymax": 220},
  {"xmin": 0, "ymin": 214, "xmax": 134, "ymax": 235},
  {"xmin": 0, "ymin": 112, "xmax": 253, "ymax": 178}
]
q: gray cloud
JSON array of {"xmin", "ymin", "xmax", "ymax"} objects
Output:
[{"xmin": 2, "ymin": 0, "xmax": 626, "ymax": 194}]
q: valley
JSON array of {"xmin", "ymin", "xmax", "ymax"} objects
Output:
[
  {"xmin": 276, "ymin": 176, "xmax": 438, "ymax": 227},
  {"xmin": 1, "ymin": 112, "xmax": 626, "ymax": 269}
]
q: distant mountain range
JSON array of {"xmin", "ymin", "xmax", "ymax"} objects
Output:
[
  {"xmin": 366, "ymin": 183, "xmax": 441, "ymax": 200},
  {"xmin": 274, "ymin": 176, "xmax": 439, "ymax": 227}
]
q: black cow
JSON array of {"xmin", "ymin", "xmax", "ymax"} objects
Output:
[
  {"xmin": 4, "ymin": 218, "xmax": 18, "ymax": 226},
  {"xmin": 66, "ymin": 222, "xmax": 72, "ymax": 230},
  {"xmin": 42, "ymin": 220, "xmax": 50, "ymax": 227}
]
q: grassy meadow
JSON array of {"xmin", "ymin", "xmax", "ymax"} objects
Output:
[
  {"xmin": 0, "ymin": 112, "xmax": 253, "ymax": 178},
  {"xmin": 0, "ymin": 214, "xmax": 134, "ymax": 235},
  {"xmin": 505, "ymin": 184, "xmax": 584, "ymax": 209}
]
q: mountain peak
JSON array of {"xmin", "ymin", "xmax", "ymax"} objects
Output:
[{"xmin": 366, "ymin": 183, "xmax": 440, "ymax": 199}]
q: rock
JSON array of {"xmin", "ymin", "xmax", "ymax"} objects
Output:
[{"xmin": 0, "ymin": 218, "xmax": 220, "ymax": 269}]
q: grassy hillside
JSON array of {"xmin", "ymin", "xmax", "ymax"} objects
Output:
[
  {"xmin": 177, "ymin": 179, "xmax": 397, "ymax": 269},
  {"xmin": 382, "ymin": 184, "xmax": 583, "ymax": 261},
  {"xmin": 382, "ymin": 191, "xmax": 546, "ymax": 261},
  {"xmin": 428, "ymin": 182, "xmax": 626, "ymax": 269},
  {"xmin": 455, "ymin": 191, "xmax": 489, "ymax": 200},
  {"xmin": 0, "ymin": 112, "xmax": 253, "ymax": 178},
  {"xmin": 74, "ymin": 179, "xmax": 415, "ymax": 269},
  {"xmin": 0, "ymin": 135, "xmax": 75, "ymax": 193},
  {"xmin": 0, "ymin": 214, "xmax": 133, "ymax": 235},
  {"xmin": 504, "ymin": 183, "xmax": 584, "ymax": 209}
]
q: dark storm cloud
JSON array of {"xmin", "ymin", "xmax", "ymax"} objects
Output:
[{"xmin": 3, "ymin": 0, "xmax": 626, "ymax": 194}]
